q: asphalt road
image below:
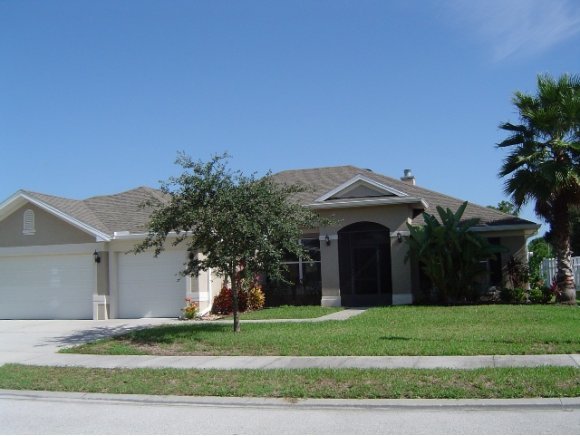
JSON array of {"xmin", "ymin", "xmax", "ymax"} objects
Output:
[{"xmin": 2, "ymin": 390, "xmax": 579, "ymax": 435}]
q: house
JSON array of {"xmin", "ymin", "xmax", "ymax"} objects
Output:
[{"xmin": 0, "ymin": 166, "xmax": 539, "ymax": 320}]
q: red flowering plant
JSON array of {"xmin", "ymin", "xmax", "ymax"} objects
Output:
[{"xmin": 211, "ymin": 269, "xmax": 264, "ymax": 315}]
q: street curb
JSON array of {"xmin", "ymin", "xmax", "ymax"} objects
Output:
[{"xmin": 1, "ymin": 389, "xmax": 579, "ymax": 411}]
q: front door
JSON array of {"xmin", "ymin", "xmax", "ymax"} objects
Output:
[{"xmin": 338, "ymin": 222, "xmax": 392, "ymax": 306}]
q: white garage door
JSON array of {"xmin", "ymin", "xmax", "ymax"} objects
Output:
[
  {"xmin": 118, "ymin": 251, "xmax": 187, "ymax": 318},
  {"xmin": 0, "ymin": 254, "xmax": 94, "ymax": 319}
]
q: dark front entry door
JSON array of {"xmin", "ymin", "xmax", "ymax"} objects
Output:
[{"xmin": 338, "ymin": 222, "xmax": 392, "ymax": 306}]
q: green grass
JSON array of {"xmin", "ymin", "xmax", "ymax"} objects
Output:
[
  {"xmin": 64, "ymin": 305, "xmax": 580, "ymax": 356},
  {"xmin": 1, "ymin": 364, "xmax": 578, "ymax": 399},
  {"xmin": 228, "ymin": 305, "xmax": 342, "ymax": 320}
]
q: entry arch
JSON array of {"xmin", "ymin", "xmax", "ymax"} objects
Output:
[{"xmin": 338, "ymin": 221, "xmax": 392, "ymax": 306}]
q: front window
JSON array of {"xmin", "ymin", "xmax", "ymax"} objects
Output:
[{"xmin": 263, "ymin": 238, "xmax": 322, "ymax": 306}]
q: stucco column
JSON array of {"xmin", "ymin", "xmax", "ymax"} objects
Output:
[
  {"xmin": 107, "ymin": 251, "xmax": 118, "ymax": 319},
  {"xmin": 389, "ymin": 233, "xmax": 413, "ymax": 305},
  {"xmin": 319, "ymin": 233, "xmax": 341, "ymax": 306},
  {"xmin": 186, "ymin": 252, "xmax": 212, "ymax": 314}
]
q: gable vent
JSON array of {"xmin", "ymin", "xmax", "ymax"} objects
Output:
[{"xmin": 23, "ymin": 209, "xmax": 36, "ymax": 235}]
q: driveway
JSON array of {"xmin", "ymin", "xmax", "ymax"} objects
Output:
[{"xmin": 0, "ymin": 318, "xmax": 181, "ymax": 364}]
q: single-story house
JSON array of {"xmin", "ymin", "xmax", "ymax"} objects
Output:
[{"xmin": 0, "ymin": 166, "xmax": 539, "ymax": 320}]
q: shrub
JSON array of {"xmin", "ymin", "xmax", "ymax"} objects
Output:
[
  {"xmin": 211, "ymin": 275, "xmax": 265, "ymax": 315},
  {"xmin": 212, "ymin": 286, "xmax": 248, "ymax": 315},
  {"xmin": 505, "ymin": 256, "xmax": 529, "ymax": 289},
  {"xmin": 211, "ymin": 286, "xmax": 232, "ymax": 315},
  {"xmin": 247, "ymin": 285, "xmax": 265, "ymax": 311},
  {"xmin": 181, "ymin": 297, "xmax": 198, "ymax": 319},
  {"xmin": 500, "ymin": 287, "xmax": 526, "ymax": 304},
  {"xmin": 528, "ymin": 288, "xmax": 544, "ymax": 304},
  {"xmin": 211, "ymin": 286, "xmax": 248, "ymax": 315},
  {"xmin": 406, "ymin": 202, "xmax": 504, "ymax": 304},
  {"xmin": 528, "ymin": 287, "xmax": 553, "ymax": 304}
]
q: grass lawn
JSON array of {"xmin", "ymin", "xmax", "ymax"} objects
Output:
[
  {"xmin": 64, "ymin": 305, "xmax": 580, "ymax": 356},
  {"xmin": 227, "ymin": 305, "xmax": 342, "ymax": 320},
  {"xmin": 1, "ymin": 364, "xmax": 578, "ymax": 399}
]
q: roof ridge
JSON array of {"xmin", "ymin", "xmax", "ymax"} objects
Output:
[{"xmin": 274, "ymin": 164, "xmax": 361, "ymax": 174}]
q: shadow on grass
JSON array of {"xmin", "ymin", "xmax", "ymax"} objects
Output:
[
  {"xmin": 124, "ymin": 324, "xmax": 232, "ymax": 344},
  {"xmin": 45, "ymin": 324, "xmax": 170, "ymax": 349}
]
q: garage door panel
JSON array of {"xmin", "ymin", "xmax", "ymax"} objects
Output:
[
  {"xmin": 0, "ymin": 254, "xmax": 94, "ymax": 319},
  {"xmin": 118, "ymin": 251, "xmax": 186, "ymax": 318}
]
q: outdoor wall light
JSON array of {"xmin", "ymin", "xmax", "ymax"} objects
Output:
[
  {"xmin": 397, "ymin": 232, "xmax": 403, "ymax": 243},
  {"xmin": 93, "ymin": 250, "xmax": 101, "ymax": 264},
  {"xmin": 325, "ymin": 234, "xmax": 331, "ymax": 246}
]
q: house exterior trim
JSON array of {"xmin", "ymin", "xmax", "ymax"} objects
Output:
[
  {"xmin": 469, "ymin": 224, "xmax": 540, "ymax": 233},
  {"xmin": 0, "ymin": 242, "xmax": 105, "ymax": 257},
  {"xmin": 314, "ymin": 174, "xmax": 410, "ymax": 202},
  {"xmin": 307, "ymin": 196, "xmax": 428, "ymax": 210}
]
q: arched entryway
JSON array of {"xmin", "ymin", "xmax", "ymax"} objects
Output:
[{"xmin": 338, "ymin": 222, "xmax": 392, "ymax": 306}]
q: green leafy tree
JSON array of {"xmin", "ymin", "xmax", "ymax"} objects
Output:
[
  {"xmin": 498, "ymin": 73, "xmax": 580, "ymax": 304},
  {"xmin": 406, "ymin": 202, "xmax": 501, "ymax": 304},
  {"xmin": 487, "ymin": 200, "xmax": 519, "ymax": 216},
  {"xmin": 134, "ymin": 153, "xmax": 324, "ymax": 332}
]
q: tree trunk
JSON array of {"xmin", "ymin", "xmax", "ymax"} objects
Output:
[
  {"xmin": 231, "ymin": 266, "xmax": 241, "ymax": 332},
  {"xmin": 552, "ymin": 198, "xmax": 577, "ymax": 304}
]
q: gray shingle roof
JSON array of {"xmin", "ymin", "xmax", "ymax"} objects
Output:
[
  {"xmin": 23, "ymin": 187, "xmax": 165, "ymax": 235},
  {"xmin": 270, "ymin": 165, "xmax": 537, "ymax": 228},
  {"xmin": 20, "ymin": 165, "xmax": 536, "ymax": 238}
]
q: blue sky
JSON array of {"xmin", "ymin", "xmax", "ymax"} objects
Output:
[{"xmin": 1, "ymin": 0, "xmax": 579, "ymax": 235}]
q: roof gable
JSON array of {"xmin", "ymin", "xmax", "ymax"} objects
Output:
[
  {"xmin": 0, "ymin": 191, "xmax": 111, "ymax": 241},
  {"xmin": 0, "ymin": 187, "xmax": 167, "ymax": 240},
  {"xmin": 315, "ymin": 175, "xmax": 408, "ymax": 202}
]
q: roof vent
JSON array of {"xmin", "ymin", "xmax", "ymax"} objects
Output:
[{"xmin": 401, "ymin": 169, "xmax": 416, "ymax": 186}]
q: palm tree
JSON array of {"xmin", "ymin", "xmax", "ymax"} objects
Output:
[{"xmin": 498, "ymin": 73, "xmax": 580, "ymax": 304}]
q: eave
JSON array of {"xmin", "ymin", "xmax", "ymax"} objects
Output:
[{"xmin": 306, "ymin": 196, "xmax": 429, "ymax": 210}]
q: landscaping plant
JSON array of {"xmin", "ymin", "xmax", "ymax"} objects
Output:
[
  {"xmin": 181, "ymin": 297, "xmax": 199, "ymax": 319},
  {"xmin": 406, "ymin": 201, "xmax": 503, "ymax": 304},
  {"xmin": 134, "ymin": 153, "xmax": 324, "ymax": 332},
  {"xmin": 498, "ymin": 73, "xmax": 580, "ymax": 304}
]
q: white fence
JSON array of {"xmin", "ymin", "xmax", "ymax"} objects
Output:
[{"xmin": 540, "ymin": 257, "xmax": 580, "ymax": 289}]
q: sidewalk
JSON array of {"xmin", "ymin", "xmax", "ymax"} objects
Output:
[
  {"xmin": 199, "ymin": 307, "xmax": 369, "ymax": 323},
  {"xmin": 4, "ymin": 352, "xmax": 580, "ymax": 370}
]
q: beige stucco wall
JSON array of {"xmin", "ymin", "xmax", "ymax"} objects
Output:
[
  {"xmin": 499, "ymin": 234, "xmax": 529, "ymax": 288},
  {"xmin": 317, "ymin": 204, "xmax": 413, "ymax": 304},
  {"xmin": 0, "ymin": 203, "xmax": 95, "ymax": 247},
  {"xmin": 96, "ymin": 251, "xmax": 109, "ymax": 296}
]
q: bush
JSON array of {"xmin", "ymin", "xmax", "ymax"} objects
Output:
[
  {"xmin": 500, "ymin": 287, "xmax": 526, "ymax": 304},
  {"xmin": 181, "ymin": 297, "xmax": 198, "ymax": 319},
  {"xmin": 211, "ymin": 273, "xmax": 266, "ymax": 315},
  {"xmin": 211, "ymin": 286, "xmax": 248, "ymax": 315},
  {"xmin": 505, "ymin": 256, "xmax": 529, "ymax": 289},
  {"xmin": 246, "ymin": 285, "xmax": 265, "ymax": 311},
  {"xmin": 528, "ymin": 288, "xmax": 544, "ymax": 304},
  {"xmin": 527, "ymin": 287, "xmax": 553, "ymax": 304}
]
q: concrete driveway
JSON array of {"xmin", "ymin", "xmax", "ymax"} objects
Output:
[{"xmin": 0, "ymin": 318, "xmax": 181, "ymax": 364}]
